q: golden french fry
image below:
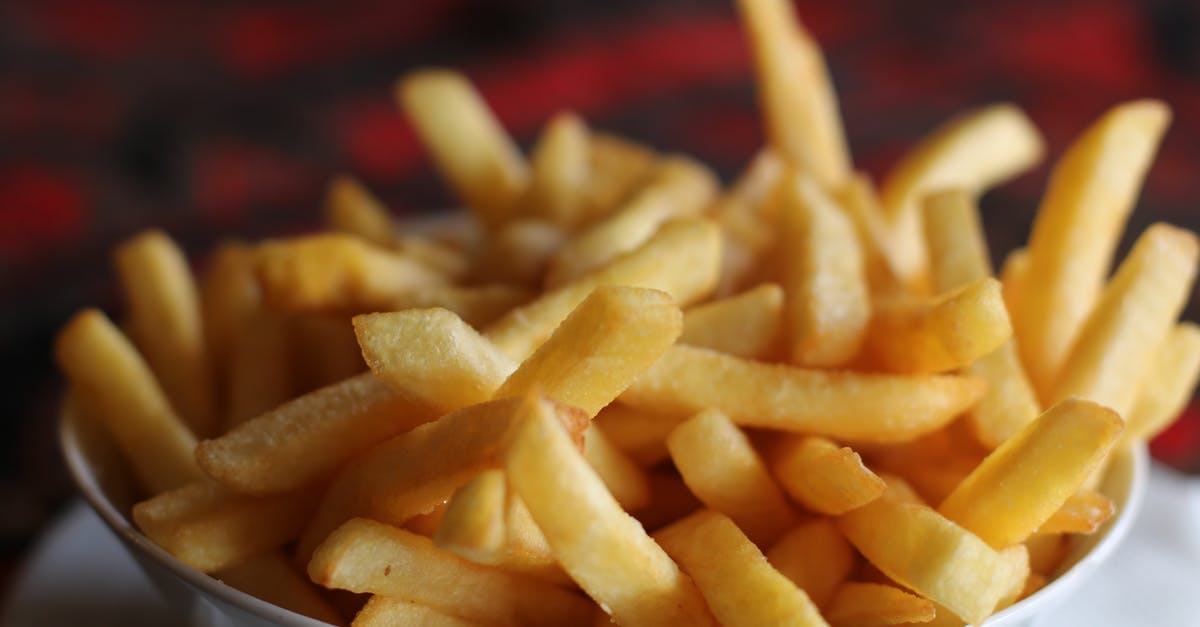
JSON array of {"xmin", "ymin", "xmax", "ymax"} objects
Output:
[
  {"xmin": 654, "ymin": 510, "xmax": 829, "ymax": 627},
  {"xmin": 1013, "ymin": 101, "xmax": 1171, "ymax": 397},
  {"xmin": 938, "ymin": 399, "xmax": 1123, "ymax": 549},
  {"xmin": 379, "ymin": 284, "xmax": 532, "ymax": 329},
  {"xmin": 1037, "ymin": 489, "xmax": 1115, "ymax": 535},
  {"xmin": 397, "ymin": 69, "xmax": 529, "ymax": 225},
  {"xmin": 779, "ymin": 169, "xmax": 870, "ymax": 367},
  {"xmin": 999, "ymin": 246, "xmax": 1028, "ymax": 318},
  {"xmin": 766, "ymin": 518, "xmax": 855, "ymax": 609},
  {"xmin": 836, "ymin": 173, "xmax": 902, "ymax": 297},
  {"xmin": 825, "ymin": 582, "xmax": 936, "ymax": 627},
  {"xmin": 735, "ymin": 0, "xmax": 851, "ymax": 188},
  {"xmin": 1052, "ymin": 223, "xmax": 1198, "ymax": 416},
  {"xmin": 326, "ymin": 174, "xmax": 396, "ymax": 248},
  {"xmin": 309, "ymin": 518, "xmax": 597, "ymax": 627},
  {"xmin": 199, "ymin": 242, "xmax": 259, "ymax": 410},
  {"xmin": 504, "ymin": 393, "xmax": 716, "ymax": 626},
  {"xmin": 593, "ymin": 403, "xmax": 684, "ymax": 467},
  {"xmin": 216, "ymin": 552, "xmax": 346, "ymax": 626},
  {"xmin": 225, "ymin": 309, "xmax": 292, "ymax": 429},
  {"xmin": 680, "ymin": 283, "xmax": 784, "ymax": 359},
  {"xmin": 1024, "ymin": 533, "xmax": 1069, "ymax": 575},
  {"xmin": 525, "ymin": 111, "xmax": 590, "ymax": 226},
  {"xmin": 471, "ymin": 218, "xmax": 567, "ymax": 286},
  {"xmin": 484, "ymin": 217, "xmax": 721, "ymax": 361},
  {"xmin": 434, "ymin": 470, "xmax": 507, "ymax": 563},
  {"xmin": 770, "ymin": 436, "xmax": 886, "ymax": 515},
  {"xmin": 1126, "ymin": 323, "xmax": 1200, "ymax": 441},
  {"xmin": 621, "ymin": 345, "xmax": 986, "ymax": 442},
  {"xmin": 711, "ymin": 150, "xmax": 786, "ymax": 296},
  {"xmin": 860, "ymin": 277, "xmax": 1012, "ymax": 374},
  {"xmin": 667, "ymin": 409, "xmax": 797, "ymax": 546},
  {"xmin": 878, "ymin": 104, "xmax": 1044, "ymax": 290},
  {"xmin": 581, "ymin": 132, "xmax": 659, "ymax": 224},
  {"xmin": 133, "ymin": 480, "xmax": 319, "ymax": 573},
  {"xmin": 584, "ymin": 424, "xmax": 652, "ymax": 511},
  {"xmin": 55, "ymin": 309, "xmax": 202, "ymax": 494},
  {"xmin": 351, "ymin": 596, "xmax": 487, "ymax": 627},
  {"xmin": 115, "ymin": 229, "xmax": 217, "ymax": 437}
]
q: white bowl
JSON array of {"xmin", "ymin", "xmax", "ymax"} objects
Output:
[{"xmin": 60, "ymin": 404, "xmax": 1147, "ymax": 627}]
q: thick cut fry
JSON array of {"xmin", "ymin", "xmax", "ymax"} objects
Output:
[
  {"xmin": 771, "ymin": 436, "xmax": 886, "ymax": 515},
  {"xmin": 309, "ymin": 519, "xmax": 596, "ymax": 627},
  {"xmin": 1013, "ymin": 101, "xmax": 1170, "ymax": 397},
  {"xmin": 255, "ymin": 234, "xmax": 446, "ymax": 314},
  {"xmin": 354, "ymin": 308, "xmax": 517, "ymax": 413},
  {"xmin": 471, "ymin": 219, "xmax": 566, "ymax": 286},
  {"xmin": 735, "ymin": 0, "xmax": 851, "ymax": 188},
  {"xmin": 878, "ymin": 104, "xmax": 1044, "ymax": 289},
  {"xmin": 681, "ymin": 283, "xmax": 784, "ymax": 360},
  {"xmin": 654, "ymin": 511, "xmax": 829, "ymax": 627},
  {"xmin": 1051, "ymin": 223, "xmax": 1198, "ymax": 416},
  {"xmin": 766, "ymin": 519, "xmax": 855, "ymax": 609},
  {"xmin": 594, "ymin": 404, "xmax": 684, "ymax": 467},
  {"xmin": 352, "ymin": 596, "xmax": 488, "ymax": 627},
  {"xmin": 838, "ymin": 487, "xmax": 1029, "ymax": 625},
  {"xmin": 938, "ymin": 398, "xmax": 1124, "ymax": 549},
  {"xmin": 1037, "ymin": 489, "xmax": 1115, "ymax": 535},
  {"xmin": 836, "ymin": 173, "xmax": 901, "ymax": 297},
  {"xmin": 667, "ymin": 409, "xmax": 797, "ymax": 546},
  {"xmin": 484, "ymin": 217, "xmax": 721, "ymax": 361},
  {"xmin": 434, "ymin": 470, "xmax": 507, "ymax": 563},
  {"xmin": 115, "ymin": 229, "xmax": 217, "ymax": 437},
  {"xmin": 55, "ymin": 309, "xmax": 202, "ymax": 494},
  {"xmin": 825, "ymin": 582, "xmax": 936, "ymax": 627},
  {"xmin": 326, "ymin": 174, "xmax": 396, "ymax": 248},
  {"xmin": 779, "ymin": 170, "xmax": 870, "ymax": 366},
  {"xmin": 1126, "ymin": 323, "xmax": 1200, "ymax": 441},
  {"xmin": 379, "ymin": 284, "xmax": 532, "ymax": 329},
  {"xmin": 216, "ymin": 552, "xmax": 346, "ymax": 626},
  {"xmin": 133, "ymin": 480, "xmax": 319, "ymax": 573},
  {"xmin": 196, "ymin": 373, "xmax": 434, "ymax": 495},
  {"xmin": 199, "ymin": 242, "xmax": 259, "ymax": 411},
  {"xmin": 545, "ymin": 156, "xmax": 717, "ymax": 286},
  {"xmin": 505, "ymin": 395, "xmax": 716, "ymax": 626},
  {"xmin": 622, "ymin": 345, "xmax": 985, "ymax": 442},
  {"xmin": 526, "ymin": 111, "xmax": 590, "ymax": 226},
  {"xmin": 584, "ymin": 424, "xmax": 652, "ymax": 511},
  {"xmin": 225, "ymin": 308, "xmax": 292, "ymax": 428},
  {"xmin": 397, "ymin": 69, "xmax": 529, "ymax": 225},
  {"xmin": 494, "ymin": 285, "xmax": 682, "ymax": 416},
  {"xmin": 581, "ymin": 132, "xmax": 659, "ymax": 224},
  {"xmin": 860, "ymin": 278, "xmax": 1012, "ymax": 374}
]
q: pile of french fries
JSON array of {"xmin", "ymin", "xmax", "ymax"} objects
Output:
[{"xmin": 55, "ymin": 0, "xmax": 1200, "ymax": 625}]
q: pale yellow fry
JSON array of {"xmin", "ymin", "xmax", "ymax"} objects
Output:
[
  {"xmin": 326, "ymin": 173, "xmax": 396, "ymax": 248},
  {"xmin": 545, "ymin": 155, "xmax": 717, "ymax": 287},
  {"xmin": 1014, "ymin": 101, "xmax": 1170, "ymax": 397},
  {"xmin": 667, "ymin": 409, "xmax": 797, "ymax": 546},
  {"xmin": 735, "ymin": 0, "xmax": 851, "ymax": 188},
  {"xmin": 825, "ymin": 582, "xmax": 936, "ymax": 627},
  {"xmin": 494, "ymin": 285, "xmax": 682, "ymax": 417},
  {"xmin": 622, "ymin": 345, "xmax": 986, "ymax": 442},
  {"xmin": 838, "ymin": 487, "xmax": 1029, "ymax": 625},
  {"xmin": 766, "ymin": 519, "xmax": 855, "ymax": 610},
  {"xmin": 593, "ymin": 404, "xmax": 683, "ymax": 467},
  {"xmin": 584, "ymin": 424, "xmax": 652, "ymax": 511},
  {"xmin": 434, "ymin": 470, "xmax": 507, "ymax": 564},
  {"xmin": 217, "ymin": 551, "xmax": 346, "ymax": 626},
  {"xmin": 711, "ymin": 149, "xmax": 786, "ymax": 296},
  {"xmin": 654, "ymin": 510, "xmax": 829, "ymax": 627},
  {"xmin": 396, "ymin": 69, "xmax": 528, "ymax": 225},
  {"xmin": 878, "ymin": 104, "xmax": 1044, "ymax": 290},
  {"xmin": 55, "ymin": 309, "xmax": 202, "ymax": 494},
  {"xmin": 484, "ymin": 217, "xmax": 721, "ymax": 362},
  {"xmin": 681, "ymin": 283, "xmax": 784, "ymax": 359},
  {"xmin": 115, "ymin": 229, "xmax": 217, "ymax": 437},
  {"xmin": 471, "ymin": 219, "xmax": 567, "ymax": 286},
  {"xmin": 255, "ymin": 234, "xmax": 446, "ymax": 314},
  {"xmin": 771, "ymin": 436, "xmax": 886, "ymax": 515},
  {"xmin": 860, "ymin": 277, "xmax": 1012, "ymax": 374},
  {"xmin": 1036, "ymin": 489, "xmax": 1115, "ymax": 535},
  {"xmin": 505, "ymin": 394, "xmax": 716, "ymax": 626},
  {"xmin": 396, "ymin": 233, "xmax": 472, "ymax": 281},
  {"xmin": 354, "ymin": 308, "xmax": 517, "ymax": 413},
  {"xmin": 526, "ymin": 111, "xmax": 590, "ymax": 227},
  {"xmin": 938, "ymin": 398, "xmax": 1124, "ymax": 549},
  {"xmin": 225, "ymin": 308, "xmax": 292, "ymax": 429},
  {"xmin": 779, "ymin": 169, "xmax": 870, "ymax": 366},
  {"xmin": 836, "ymin": 173, "xmax": 902, "ymax": 297},
  {"xmin": 352, "ymin": 596, "xmax": 489, "ymax": 627},
  {"xmin": 1126, "ymin": 323, "xmax": 1200, "ymax": 441},
  {"xmin": 309, "ymin": 519, "xmax": 596, "ymax": 627},
  {"xmin": 1052, "ymin": 223, "xmax": 1198, "ymax": 416},
  {"xmin": 581, "ymin": 132, "xmax": 659, "ymax": 225},
  {"xmin": 133, "ymin": 480, "xmax": 319, "ymax": 573},
  {"xmin": 923, "ymin": 189, "xmax": 1040, "ymax": 448},
  {"xmin": 379, "ymin": 284, "xmax": 532, "ymax": 329}
]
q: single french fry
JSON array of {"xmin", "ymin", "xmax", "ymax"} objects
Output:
[
  {"xmin": 735, "ymin": 0, "xmax": 851, "ymax": 189},
  {"xmin": 877, "ymin": 104, "xmax": 1044, "ymax": 290},
  {"xmin": 288, "ymin": 314, "xmax": 367, "ymax": 393},
  {"xmin": 593, "ymin": 404, "xmax": 684, "ymax": 467},
  {"xmin": 836, "ymin": 173, "xmax": 901, "ymax": 297},
  {"xmin": 308, "ymin": 519, "xmax": 596, "ymax": 627},
  {"xmin": 681, "ymin": 283, "xmax": 784, "ymax": 360},
  {"xmin": 770, "ymin": 436, "xmax": 886, "ymax": 515},
  {"xmin": 525, "ymin": 111, "xmax": 590, "ymax": 226},
  {"xmin": 471, "ymin": 219, "xmax": 567, "ymax": 286},
  {"xmin": 545, "ymin": 155, "xmax": 717, "ymax": 287},
  {"xmin": 200, "ymin": 242, "xmax": 259, "ymax": 412},
  {"xmin": 581, "ymin": 132, "xmax": 659, "ymax": 225},
  {"xmin": 766, "ymin": 519, "xmax": 856, "ymax": 609},
  {"xmin": 711, "ymin": 150, "xmax": 786, "ymax": 296},
  {"xmin": 584, "ymin": 424, "xmax": 652, "ymax": 511},
  {"xmin": 484, "ymin": 217, "xmax": 721, "ymax": 362},
  {"xmin": 779, "ymin": 169, "xmax": 871, "ymax": 367},
  {"xmin": 397, "ymin": 69, "xmax": 529, "ymax": 225},
  {"xmin": 505, "ymin": 394, "xmax": 716, "ymax": 626},
  {"xmin": 654, "ymin": 510, "xmax": 829, "ymax": 627},
  {"xmin": 621, "ymin": 345, "xmax": 986, "ymax": 443},
  {"xmin": 1036, "ymin": 489, "xmax": 1115, "ymax": 535},
  {"xmin": 55, "ymin": 309, "xmax": 202, "ymax": 494},
  {"xmin": 825, "ymin": 582, "xmax": 936, "ymax": 627},
  {"xmin": 1126, "ymin": 323, "xmax": 1200, "ymax": 441},
  {"xmin": 216, "ymin": 552, "xmax": 346, "ymax": 626},
  {"xmin": 937, "ymin": 398, "xmax": 1123, "ymax": 549},
  {"xmin": 115, "ymin": 229, "xmax": 217, "ymax": 437},
  {"xmin": 352, "ymin": 596, "xmax": 487, "ymax": 627},
  {"xmin": 1013, "ymin": 101, "xmax": 1170, "ymax": 397},
  {"xmin": 434, "ymin": 470, "xmax": 507, "ymax": 563},
  {"xmin": 999, "ymin": 246, "xmax": 1028, "ymax": 318},
  {"xmin": 255, "ymin": 234, "xmax": 447, "ymax": 314},
  {"xmin": 225, "ymin": 308, "xmax": 292, "ymax": 429},
  {"xmin": 874, "ymin": 473, "xmax": 925, "ymax": 506},
  {"xmin": 326, "ymin": 174, "xmax": 396, "ymax": 248},
  {"xmin": 667, "ymin": 409, "xmax": 797, "ymax": 546},
  {"xmin": 860, "ymin": 278, "xmax": 1012, "ymax": 374},
  {"xmin": 1051, "ymin": 223, "xmax": 1199, "ymax": 417},
  {"xmin": 1023, "ymin": 533, "xmax": 1069, "ymax": 575},
  {"xmin": 133, "ymin": 480, "xmax": 320, "ymax": 573},
  {"xmin": 499, "ymin": 490, "xmax": 568, "ymax": 583}
]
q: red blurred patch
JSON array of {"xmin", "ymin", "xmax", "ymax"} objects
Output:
[
  {"xmin": 34, "ymin": 0, "xmax": 145, "ymax": 58},
  {"xmin": 336, "ymin": 99, "xmax": 425, "ymax": 182},
  {"xmin": 0, "ymin": 166, "xmax": 87, "ymax": 261},
  {"xmin": 1150, "ymin": 404, "xmax": 1200, "ymax": 471},
  {"xmin": 191, "ymin": 139, "xmax": 319, "ymax": 227}
]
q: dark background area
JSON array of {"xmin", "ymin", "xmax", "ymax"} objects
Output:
[{"xmin": 1, "ymin": 0, "xmax": 1199, "ymax": 582}]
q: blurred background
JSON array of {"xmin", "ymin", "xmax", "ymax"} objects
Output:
[{"xmin": 1, "ymin": 0, "xmax": 1198, "ymax": 588}]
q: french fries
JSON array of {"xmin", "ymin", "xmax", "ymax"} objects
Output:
[
  {"xmin": 766, "ymin": 519, "xmax": 856, "ymax": 609},
  {"xmin": 525, "ymin": 111, "xmax": 590, "ymax": 227},
  {"xmin": 824, "ymin": 582, "xmax": 936, "ymax": 627},
  {"xmin": 770, "ymin": 436, "xmax": 886, "ymax": 515},
  {"xmin": 680, "ymin": 283, "xmax": 784, "ymax": 359}
]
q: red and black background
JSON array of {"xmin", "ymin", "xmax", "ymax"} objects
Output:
[{"xmin": 1, "ymin": 0, "xmax": 1199, "ymax": 577}]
